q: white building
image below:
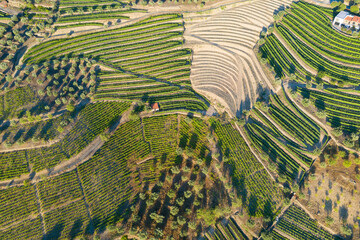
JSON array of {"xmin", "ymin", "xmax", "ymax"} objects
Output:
[
  {"xmin": 333, "ymin": 11, "xmax": 360, "ymax": 30},
  {"xmin": 333, "ymin": 11, "xmax": 350, "ymax": 26}
]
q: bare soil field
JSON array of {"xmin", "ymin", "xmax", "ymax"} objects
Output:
[
  {"xmin": 299, "ymin": 142, "xmax": 360, "ymax": 239},
  {"xmin": 185, "ymin": 0, "xmax": 293, "ymax": 116}
]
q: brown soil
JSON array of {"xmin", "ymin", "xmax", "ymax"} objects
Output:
[{"xmin": 298, "ymin": 142, "xmax": 360, "ymax": 238}]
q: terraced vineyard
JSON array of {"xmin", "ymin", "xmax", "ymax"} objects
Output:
[
  {"xmin": 245, "ymin": 88, "xmax": 330, "ymax": 183},
  {"xmin": 274, "ymin": 204, "xmax": 337, "ymax": 240},
  {"xmin": 262, "ymin": 1, "xmax": 360, "ymax": 85},
  {"xmin": 25, "ymin": 14, "xmax": 193, "ymax": 85},
  {"xmin": 185, "ymin": 0, "xmax": 293, "ymax": 115},
  {"xmin": 0, "ymin": 0, "xmax": 359, "ymax": 239},
  {"xmin": 0, "ymin": 86, "xmax": 37, "ymax": 120},
  {"xmin": 0, "ymin": 185, "xmax": 41, "ymax": 240},
  {"xmin": 143, "ymin": 115, "xmax": 177, "ymax": 158},
  {"xmin": 179, "ymin": 116, "xmax": 209, "ymax": 158},
  {"xmin": 205, "ymin": 217, "xmax": 247, "ymax": 240},
  {"xmin": 78, "ymin": 119, "xmax": 151, "ymax": 228},
  {"xmin": 25, "ymin": 13, "xmax": 210, "ymax": 112},
  {"xmin": 0, "ymin": 101, "xmax": 130, "ymax": 179},
  {"xmin": 210, "ymin": 118, "xmax": 282, "ymax": 216},
  {"xmin": 298, "ymin": 87, "xmax": 360, "ymax": 132},
  {"xmin": 55, "ymin": 0, "xmax": 146, "ymax": 30},
  {"xmin": 95, "ymin": 70, "xmax": 209, "ymax": 111},
  {"xmin": 260, "ymin": 0, "xmax": 360, "ymax": 147},
  {"xmin": 260, "ymin": 34, "xmax": 314, "ymax": 83}
]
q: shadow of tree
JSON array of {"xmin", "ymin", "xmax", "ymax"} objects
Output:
[
  {"xmin": 69, "ymin": 218, "xmax": 83, "ymax": 239},
  {"xmin": 248, "ymin": 194, "xmax": 258, "ymax": 217},
  {"xmin": 325, "ymin": 199, "xmax": 333, "ymax": 215},
  {"xmin": 339, "ymin": 205, "xmax": 349, "ymax": 223},
  {"xmin": 44, "ymin": 223, "xmax": 64, "ymax": 240}
]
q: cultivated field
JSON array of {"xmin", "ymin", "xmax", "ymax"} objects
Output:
[
  {"xmin": 185, "ymin": 0, "xmax": 293, "ymax": 116},
  {"xmin": 258, "ymin": 1, "xmax": 360, "ymax": 238},
  {"xmin": 0, "ymin": 0, "xmax": 359, "ymax": 239}
]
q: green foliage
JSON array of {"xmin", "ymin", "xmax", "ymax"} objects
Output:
[
  {"xmin": 188, "ymin": 221, "xmax": 196, "ymax": 230},
  {"xmin": 291, "ymin": 184, "xmax": 299, "ymax": 192},
  {"xmin": 330, "ymin": 1, "xmax": 341, "ymax": 8},
  {"xmin": 169, "ymin": 206, "xmax": 179, "ymax": 216},
  {"xmin": 100, "ymin": 132, "xmax": 111, "ymax": 142},
  {"xmin": 276, "ymin": 205, "xmax": 335, "ymax": 239},
  {"xmin": 66, "ymin": 103, "xmax": 75, "ymax": 112},
  {"xmin": 177, "ymin": 216, "xmax": 186, "ymax": 226},
  {"xmin": 170, "ymin": 166, "xmax": 180, "ymax": 174},
  {"xmin": 246, "ymin": 219, "xmax": 255, "ymax": 228},
  {"xmin": 320, "ymin": 162, "xmax": 327, "ymax": 168},
  {"xmin": 328, "ymin": 158, "xmax": 337, "ymax": 166},
  {"xmin": 343, "ymin": 159, "xmax": 352, "ymax": 168},
  {"xmin": 340, "ymin": 225, "xmax": 352, "ymax": 236},
  {"xmin": 261, "ymin": 232, "xmax": 273, "ymax": 240},
  {"xmin": 343, "ymin": 138, "xmax": 355, "ymax": 148},
  {"xmin": 350, "ymin": 5, "xmax": 359, "ymax": 14},
  {"xmin": 150, "ymin": 212, "xmax": 164, "ymax": 224},
  {"xmin": 176, "ymin": 197, "xmax": 185, "ymax": 206},
  {"xmin": 325, "ymin": 216, "xmax": 334, "ymax": 225},
  {"xmin": 332, "ymin": 127, "xmax": 343, "ymax": 137},
  {"xmin": 184, "ymin": 190, "xmax": 192, "ymax": 199}
]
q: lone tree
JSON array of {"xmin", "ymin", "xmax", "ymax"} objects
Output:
[
  {"xmin": 150, "ymin": 213, "xmax": 164, "ymax": 224},
  {"xmin": 66, "ymin": 103, "xmax": 75, "ymax": 112},
  {"xmin": 350, "ymin": 5, "xmax": 359, "ymax": 14}
]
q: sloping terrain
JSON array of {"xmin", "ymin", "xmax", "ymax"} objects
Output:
[
  {"xmin": 0, "ymin": 0, "xmax": 359, "ymax": 239},
  {"xmin": 185, "ymin": 0, "xmax": 293, "ymax": 116}
]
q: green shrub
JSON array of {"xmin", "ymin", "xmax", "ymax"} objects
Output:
[{"xmin": 343, "ymin": 160, "xmax": 352, "ymax": 168}]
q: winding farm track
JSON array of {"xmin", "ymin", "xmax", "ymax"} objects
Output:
[
  {"xmin": 185, "ymin": 0, "xmax": 293, "ymax": 116},
  {"xmin": 0, "ymin": 105, "xmax": 134, "ymax": 189}
]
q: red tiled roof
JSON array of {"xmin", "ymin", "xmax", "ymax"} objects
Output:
[
  {"xmin": 151, "ymin": 102, "xmax": 159, "ymax": 110},
  {"xmin": 353, "ymin": 16, "xmax": 360, "ymax": 23},
  {"xmin": 345, "ymin": 16, "xmax": 353, "ymax": 21}
]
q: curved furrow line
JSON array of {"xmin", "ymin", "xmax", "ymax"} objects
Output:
[
  {"xmin": 187, "ymin": 0, "xmax": 293, "ymax": 116},
  {"xmin": 194, "ymin": 76, "xmax": 239, "ymax": 105},
  {"xmin": 192, "ymin": 59, "xmax": 239, "ymax": 89},
  {"xmin": 194, "ymin": 83, "xmax": 239, "ymax": 113},
  {"xmin": 192, "ymin": 68, "xmax": 238, "ymax": 93},
  {"xmin": 191, "ymin": 27, "xmax": 259, "ymax": 42},
  {"xmin": 192, "ymin": 50, "xmax": 241, "ymax": 83},
  {"xmin": 193, "ymin": 55, "xmax": 239, "ymax": 80}
]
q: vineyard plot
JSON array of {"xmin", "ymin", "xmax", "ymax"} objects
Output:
[
  {"xmin": 95, "ymin": 70, "xmax": 208, "ymax": 112},
  {"xmin": 78, "ymin": 120, "xmax": 151, "ymax": 228},
  {"xmin": 25, "ymin": 14, "xmax": 193, "ymax": 85},
  {"xmin": 274, "ymin": 204, "xmax": 337, "ymax": 240},
  {"xmin": 37, "ymin": 170, "xmax": 83, "ymax": 211},
  {"xmin": 43, "ymin": 200, "xmax": 91, "ymax": 239},
  {"xmin": 210, "ymin": 119, "xmax": 282, "ymax": 216},
  {"xmin": 0, "ymin": 185, "xmax": 39, "ymax": 228}
]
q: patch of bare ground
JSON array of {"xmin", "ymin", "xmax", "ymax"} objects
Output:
[
  {"xmin": 185, "ymin": 0, "xmax": 294, "ymax": 117},
  {"xmin": 298, "ymin": 141, "xmax": 360, "ymax": 238}
]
